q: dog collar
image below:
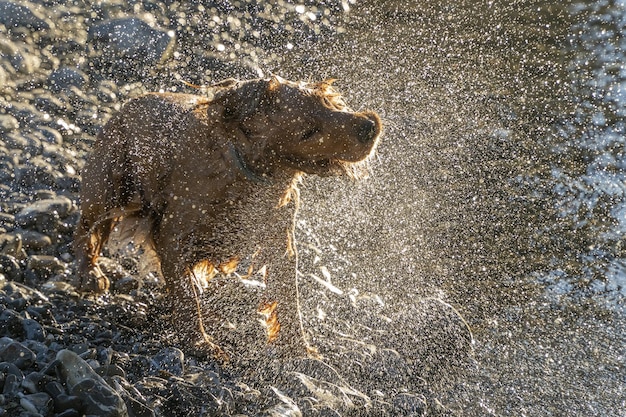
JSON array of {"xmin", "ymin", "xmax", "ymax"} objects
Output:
[{"xmin": 228, "ymin": 144, "xmax": 269, "ymax": 184}]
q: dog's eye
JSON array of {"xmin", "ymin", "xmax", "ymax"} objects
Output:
[{"xmin": 300, "ymin": 128, "xmax": 320, "ymax": 141}]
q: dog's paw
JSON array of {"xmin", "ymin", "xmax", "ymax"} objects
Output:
[
  {"xmin": 188, "ymin": 332, "xmax": 229, "ymax": 361},
  {"xmin": 76, "ymin": 266, "xmax": 110, "ymax": 294}
]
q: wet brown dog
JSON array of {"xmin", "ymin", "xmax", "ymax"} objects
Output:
[{"xmin": 74, "ymin": 75, "xmax": 382, "ymax": 357}]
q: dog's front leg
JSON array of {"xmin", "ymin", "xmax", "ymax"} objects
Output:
[{"xmin": 260, "ymin": 233, "xmax": 317, "ymax": 358}]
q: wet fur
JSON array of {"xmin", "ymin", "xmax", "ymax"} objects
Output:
[{"xmin": 74, "ymin": 76, "xmax": 382, "ymax": 356}]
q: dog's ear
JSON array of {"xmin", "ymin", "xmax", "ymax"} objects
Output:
[{"xmin": 211, "ymin": 78, "xmax": 281, "ymax": 122}]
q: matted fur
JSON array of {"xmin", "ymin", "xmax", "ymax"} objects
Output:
[{"xmin": 73, "ymin": 75, "xmax": 382, "ymax": 357}]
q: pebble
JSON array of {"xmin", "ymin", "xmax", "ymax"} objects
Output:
[
  {"xmin": 0, "ymin": 340, "xmax": 35, "ymax": 369},
  {"xmin": 150, "ymin": 347, "xmax": 185, "ymax": 377},
  {"xmin": 15, "ymin": 196, "xmax": 74, "ymax": 227},
  {"xmin": 20, "ymin": 392, "xmax": 52, "ymax": 415},
  {"xmin": 0, "ymin": 1, "xmax": 52, "ymax": 31},
  {"xmin": 88, "ymin": 17, "xmax": 175, "ymax": 68},
  {"xmin": 56, "ymin": 349, "xmax": 128, "ymax": 417},
  {"xmin": 26, "ymin": 255, "xmax": 66, "ymax": 275},
  {"xmin": 0, "ymin": 115, "xmax": 19, "ymax": 133},
  {"xmin": 0, "ymin": 234, "xmax": 22, "ymax": 257},
  {"xmin": 48, "ymin": 67, "xmax": 89, "ymax": 92}
]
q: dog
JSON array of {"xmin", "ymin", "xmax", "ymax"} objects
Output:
[{"xmin": 73, "ymin": 75, "xmax": 382, "ymax": 357}]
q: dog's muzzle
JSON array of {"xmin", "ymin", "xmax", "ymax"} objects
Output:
[{"xmin": 358, "ymin": 117, "xmax": 380, "ymax": 144}]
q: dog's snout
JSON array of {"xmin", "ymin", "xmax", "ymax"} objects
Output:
[{"xmin": 357, "ymin": 117, "xmax": 379, "ymax": 144}]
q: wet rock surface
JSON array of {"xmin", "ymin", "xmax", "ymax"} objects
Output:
[{"xmin": 0, "ymin": 0, "xmax": 474, "ymax": 416}]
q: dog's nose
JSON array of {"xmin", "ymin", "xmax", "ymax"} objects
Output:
[{"xmin": 357, "ymin": 118, "xmax": 378, "ymax": 144}]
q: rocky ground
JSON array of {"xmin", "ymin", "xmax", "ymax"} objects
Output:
[{"xmin": 0, "ymin": 1, "xmax": 474, "ymax": 415}]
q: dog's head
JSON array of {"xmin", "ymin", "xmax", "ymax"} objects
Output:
[{"xmin": 210, "ymin": 76, "xmax": 382, "ymax": 178}]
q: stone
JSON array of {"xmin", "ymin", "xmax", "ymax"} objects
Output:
[
  {"xmin": 0, "ymin": 340, "xmax": 35, "ymax": 369},
  {"xmin": 0, "ymin": 213, "xmax": 14, "ymax": 229},
  {"xmin": 21, "ymin": 318, "xmax": 46, "ymax": 342},
  {"xmin": 0, "ymin": 361, "xmax": 23, "ymax": 378},
  {"xmin": 0, "ymin": 309, "xmax": 23, "ymax": 338},
  {"xmin": 33, "ymin": 94, "xmax": 68, "ymax": 116},
  {"xmin": 0, "ymin": 1, "xmax": 52, "ymax": 31},
  {"xmin": 0, "ymin": 255, "xmax": 22, "ymax": 281},
  {"xmin": 88, "ymin": 18, "xmax": 175, "ymax": 67},
  {"xmin": 0, "ymin": 115, "xmax": 19, "ymax": 134},
  {"xmin": 54, "ymin": 394, "xmax": 81, "ymax": 414},
  {"xmin": 27, "ymin": 255, "xmax": 66, "ymax": 276},
  {"xmin": 36, "ymin": 126, "xmax": 64, "ymax": 145},
  {"xmin": 0, "ymin": 37, "xmax": 40, "ymax": 75},
  {"xmin": 22, "ymin": 371, "xmax": 47, "ymax": 394},
  {"xmin": 48, "ymin": 67, "xmax": 89, "ymax": 92},
  {"xmin": 150, "ymin": 347, "xmax": 185, "ymax": 377},
  {"xmin": 56, "ymin": 408, "xmax": 82, "ymax": 417},
  {"xmin": 113, "ymin": 276, "xmax": 140, "ymax": 294},
  {"xmin": 1, "ymin": 372, "xmax": 20, "ymax": 396},
  {"xmin": 11, "ymin": 230, "xmax": 52, "ymax": 250},
  {"xmin": 56, "ymin": 349, "xmax": 128, "ymax": 417},
  {"xmin": 15, "ymin": 157, "xmax": 57, "ymax": 189},
  {"xmin": 0, "ymin": 234, "xmax": 22, "ymax": 257},
  {"xmin": 96, "ymin": 364, "xmax": 126, "ymax": 379},
  {"xmin": 20, "ymin": 392, "xmax": 52, "ymax": 415},
  {"xmin": 44, "ymin": 380, "xmax": 65, "ymax": 397},
  {"xmin": 15, "ymin": 196, "xmax": 74, "ymax": 227}
]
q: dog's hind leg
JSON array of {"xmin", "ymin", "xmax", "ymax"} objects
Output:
[{"xmin": 260, "ymin": 227, "xmax": 318, "ymax": 358}]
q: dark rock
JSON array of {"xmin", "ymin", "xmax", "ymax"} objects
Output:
[
  {"xmin": 27, "ymin": 255, "xmax": 66, "ymax": 277},
  {"xmin": 4, "ymin": 102, "xmax": 40, "ymax": 127},
  {"xmin": 33, "ymin": 93, "xmax": 68, "ymax": 116},
  {"xmin": 44, "ymin": 380, "xmax": 65, "ymax": 397},
  {"xmin": 0, "ymin": 254, "xmax": 22, "ymax": 281},
  {"xmin": 97, "ymin": 364, "xmax": 126, "ymax": 379},
  {"xmin": 19, "ymin": 392, "xmax": 52, "ymax": 415},
  {"xmin": 1, "ymin": 372, "xmax": 20, "ymax": 396},
  {"xmin": 2, "ymin": 132, "xmax": 41, "ymax": 154},
  {"xmin": 48, "ymin": 67, "xmax": 89, "ymax": 92},
  {"xmin": 88, "ymin": 17, "xmax": 175, "ymax": 67},
  {"xmin": 0, "ymin": 361, "xmax": 22, "ymax": 378},
  {"xmin": 15, "ymin": 159, "xmax": 57, "ymax": 189},
  {"xmin": 0, "ymin": 37, "xmax": 40, "ymax": 75},
  {"xmin": 55, "ymin": 408, "xmax": 81, "ymax": 417},
  {"xmin": 0, "ymin": 213, "xmax": 14, "ymax": 230},
  {"xmin": 10, "ymin": 230, "xmax": 52, "ymax": 251},
  {"xmin": 113, "ymin": 276, "xmax": 140, "ymax": 293},
  {"xmin": 15, "ymin": 196, "xmax": 74, "ymax": 227},
  {"xmin": 56, "ymin": 349, "xmax": 128, "ymax": 417},
  {"xmin": 36, "ymin": 126, "xmax": 63, "ymax": 145},
  {"xmin": 0, "ymin": 340, "xmax": 35, "ymax": 369},
  {"xmin": 0, "ymin": 234, "xmax": 22, "ymax": 257},
  {"xmin": 69, "ymin": 343, "xmax": 90, "ymax": 356},
  {"xmin": 150, "ymin": 347, "xmax": 184, "ymax": 377},
  {"xmin": 22, "ymin": 337, "xmax": 48, "ymax": 353},
  {"xmin": 0, "ymin": 309, "xmax": 23, "ymax": 338},
  {"xmin": 0, "ymin": 1, "xmax": 52, "ymax": 31},
  {"xmin": 195, "ymin": 54, "xmax": 261, "ymax": 81},
  {"xmin": 21, "ymin": 318, "xmax": 46, "ymax": 342},
  {"xmin": 22, "ymin": 371, "xmax": 47, "ymax": 394},
  {"xmin": 2, "ymin": 281, "xmax": 48, "ymax": 304},
  {"xmin": 113, "ymin": 379, "xmax": 155, "ymax": 417},
  {"xmin": 53, "ymin": 394, "xmax": 81, "ymax": 414}
]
